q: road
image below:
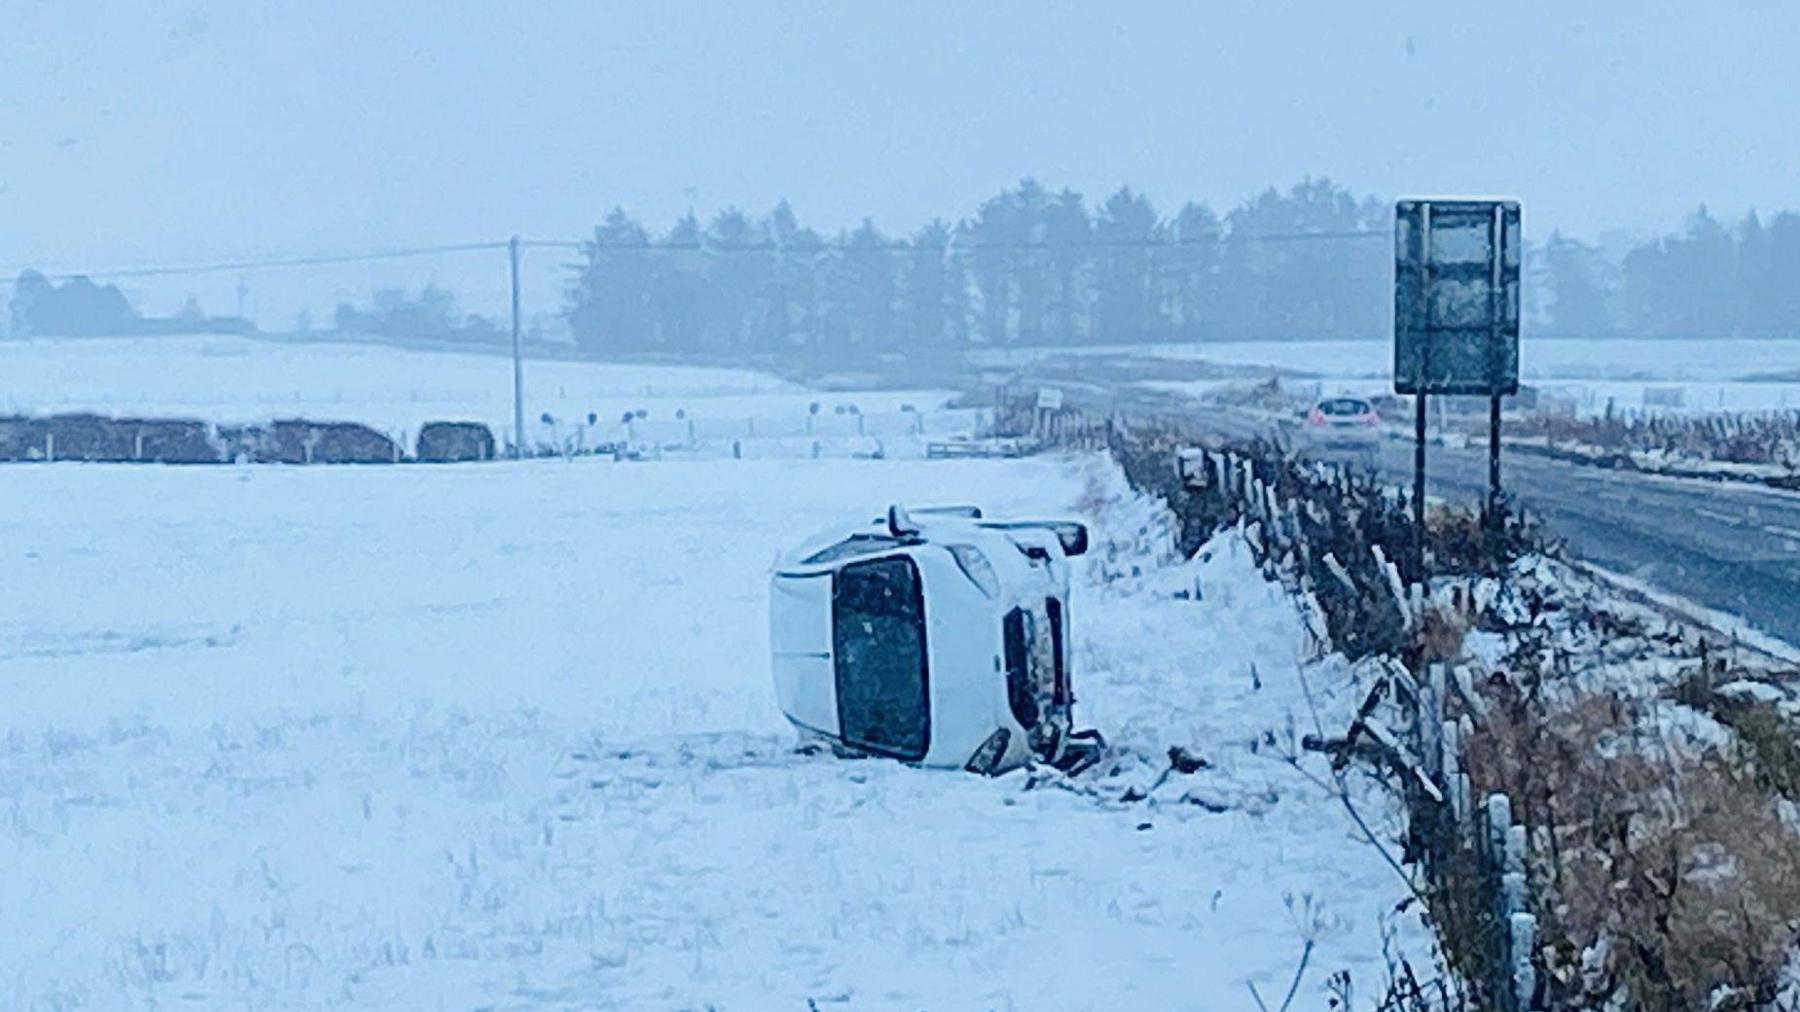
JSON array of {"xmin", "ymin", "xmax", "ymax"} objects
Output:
[
  {"xmin": 1213, "ymin": 412, "xmax": 1800, "ymax": 652},
  {"xmin": 982, "ymin": 364, "xmax": 1800, "ymax": 651},
  {"xmin": 1372, "ymin": 437, "xmax": 1800, "ymax": 651}
]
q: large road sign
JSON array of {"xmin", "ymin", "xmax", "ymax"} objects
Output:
[{"xmin": 1394, "ymin": 199, "xmax": 1521, "ymax": 396}]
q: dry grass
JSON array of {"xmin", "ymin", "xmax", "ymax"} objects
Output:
[
  {"xmin": 1466, "ymin": 690, "xmax": 1800, "ymax": 1010},
  {"xmin": 1408, "ymin": 605, "xmax": 1471, "ymax": 670}
]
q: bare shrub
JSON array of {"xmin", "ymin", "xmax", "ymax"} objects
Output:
[
  {"xmin": 1514, "ymin": 409, "xmax": 1800, "ymax": 472},
  {"xmin": 1669, "ymin": 664, "xmax": 1800, "ymax": 803},
  {"xmin": 1467, "ymin": 689, "xmax": 1800, "ymax": 1010}
]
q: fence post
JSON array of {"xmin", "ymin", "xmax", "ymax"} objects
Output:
[
  {"xmin": 1422, "ymin": 664, "xmax": 1446, "ymax": 780},
  {"xmin": 1484, "ymin": 794, "xmax": 1510, "ymax": 865},
  {"xmin": 1510, "ymin": 912, "xmax": 1538, "ymax": 1009}
]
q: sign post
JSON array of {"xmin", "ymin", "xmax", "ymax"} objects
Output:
[
  {"xmin": 1035, "ymin": 387, "xmax": 1064, "ymax": 439},
  {"xmin": 1395, "ymin": 199, "xmax": 1522, "ymax": 570}
]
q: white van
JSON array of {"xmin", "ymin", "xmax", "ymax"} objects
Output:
[{"xmin": 770, "ymin": 505, "xmax": 1103, "ymax": 775}]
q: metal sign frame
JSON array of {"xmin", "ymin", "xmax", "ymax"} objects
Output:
[
  {"xmin": 1394, "ymin": 199, "xmax": 1521, "ymax": 397},
  {"xmin": 1393, "ymin": 198, "xmax": 1524, "ymax": 563}
]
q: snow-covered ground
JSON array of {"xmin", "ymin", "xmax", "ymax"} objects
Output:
[
  {"xmin": 2, "ymin": 452, "xmax": 1425, "ymax": 1009},
  {"xmin": 0, "ymin": 335, "xmax": 970, "ymax": 448},
  {"xmin": 981, "ymin": 338, "xmax": 1800, "ymax": 416}
]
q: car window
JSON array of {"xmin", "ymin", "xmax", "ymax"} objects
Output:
[
  {"xmin": 1002, "ymin": 607, "xmax": 1039, "ymax": 729},
  {"xmin": 832, "ymin": 556, "xmax": 929, "ymax": 760},
  {"xmin": 1320, "ymin": 398, "xmax": 1372, "ymax": 416}
]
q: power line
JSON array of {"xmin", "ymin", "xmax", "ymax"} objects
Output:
[
  {"xmin": 0, "ymin": 227, "xmax": 1388, "ymax": 287},
  {"xmin": 543, "ymin": 229, "xmax": 1387, "ymax": 255},
  {"xmin": 0, "ymin": 240, "xmax": 508, "ymax": 285}
]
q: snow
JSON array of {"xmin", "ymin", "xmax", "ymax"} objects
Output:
[
  {"xmin": 0, "ymin": 335, "xmax": 971, "ymax": 446},
  {"xmin": 1717, "ymin": 679, "xmax": 1788, "ymax": 705},
  {"xmin": 3, "ymin": 452, "xmax": 1426, "ymax": 1009},
  {"xmin": 1568, "ymin": 556, "xmax": 1800, "ymax": 666},
  {"xmin": 980, "ymin": 338, "xmax": 1800, "ymax": 416}
]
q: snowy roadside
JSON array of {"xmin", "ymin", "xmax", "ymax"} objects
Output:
[
  {"xmin": 1093, "ymin": 425, "xmax": 1800, "ymax": 1008},
  {"xmin": 3, "ymin": 455, "xmax": 1424, "ymax": 1010}
]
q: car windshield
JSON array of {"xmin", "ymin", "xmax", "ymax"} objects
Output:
[{"xmin": 831, "ymin": 556, "xmax": 929, "ymax": 760}]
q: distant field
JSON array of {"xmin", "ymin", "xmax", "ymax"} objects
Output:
[
  {"xmin": 978, "ymin": 338, "xmax": 1800, "ymax": 414},
  {"xmin": 0, "ymin": 335, "xmax": 964, "ymax": 445}
]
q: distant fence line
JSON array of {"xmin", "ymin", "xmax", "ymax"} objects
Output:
[{"xmin": 0, "ymin": 408, "xmax": 985, "ymax": 465}]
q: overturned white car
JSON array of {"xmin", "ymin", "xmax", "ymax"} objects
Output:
[{"xmin": 770, "ymin": 504, "xmax": 1104, "ymax": 775}]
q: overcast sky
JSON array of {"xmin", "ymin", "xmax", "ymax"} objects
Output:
[{"xmin": 2, "ymin": 0, "xmax": 1796, "ymax": 314}]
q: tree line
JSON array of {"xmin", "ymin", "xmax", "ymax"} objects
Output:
[
  {"xmin": 564, "ymin": 178, "xmax": 1393, "ymax": 356},
  {"xmin": 11, "ymin": 184, "xmax": 1798, "ymax": 347},
  {"xmin": 1537, "ymin": 208, "xmax": 1800, "ymax": 339},
  {"xmin": 8, "ymin": 270, "xmax": 252, "ymax": 338},
  {"xmin": 564, "ymin": 182, "xmax": 1800, "ymax": 357}
]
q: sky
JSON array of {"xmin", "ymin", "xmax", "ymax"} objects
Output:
[{"xmin": 2, "ymin": 0, "xmax": 1797, "ymax": 323}]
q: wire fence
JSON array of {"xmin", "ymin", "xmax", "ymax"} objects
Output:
[{"xmin": 1015, "ymin": 394, "xmax": 1545, "ymax": 1009}]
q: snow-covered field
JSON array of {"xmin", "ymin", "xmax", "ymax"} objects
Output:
[
  {"xmin": 3, "ymin": 453, "xmax": 1424, "ymax": 1009},
  {"xmin": 981, "ymin": 338, "xmax": 1800, "ymax": 415},
  {"xmin": 0, "ymin": 335, "xmax": 970, "ymax": 448}
]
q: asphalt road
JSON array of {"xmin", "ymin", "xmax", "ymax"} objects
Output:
[
  {"xmin": 1232, "ymin": 417, "xmax": 1800, "ymax": 651},
  {"xmin": 992, "ymin": 368, "xmax": 1800, "ymax": 651},
  {"xmin": 1369, "ymin": 437, "xmax": 1800, "ymax": 651}
]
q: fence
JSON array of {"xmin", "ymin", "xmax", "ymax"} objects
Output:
[
  {"xmin": 602, "ymin": 407, "xmax": 979, "ymax": 446},
  {"xmin": 1174, "ymin": 442, "xmax": 1540, "ymax": 1011},
  {"xmin": 1193, "ymin": 439, "xmax": 1539, "ymax": 1010},
  {"xmin": 1515, "ymin": 407, "xmax": 1800, "ymax": 470},
  {"xmin": 1015, "ymin": 394, "xmax": 1542, "ymax": 1009},
  {"xmin": 0, "ymin": 407, "xmax": 988, "ymax": 465},
  {"xmin": 532, "ymin": 407, "xmax": 984, "ymax": 460},
  {"xmin": 1409, "ymin": 660, "xmax": 1538, "ymax": 1012}
]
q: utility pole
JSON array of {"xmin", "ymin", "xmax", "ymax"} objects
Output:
[{"xmin": 509, "ymin": 235, "xmax": 524, "ymax": 459}]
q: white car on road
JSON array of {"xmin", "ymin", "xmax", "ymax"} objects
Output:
[
  {"xmin": 770, "ymin": 505, "xmax": 1103, "ymax": 775},
  {"xmin": 1299, "ymin": 396, "xmax": 1383, "ymax": 453}
]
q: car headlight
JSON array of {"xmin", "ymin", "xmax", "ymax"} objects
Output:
[{"xmin": 948, "ymin": 544, "xmax": 1000, "ymax": 598}]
